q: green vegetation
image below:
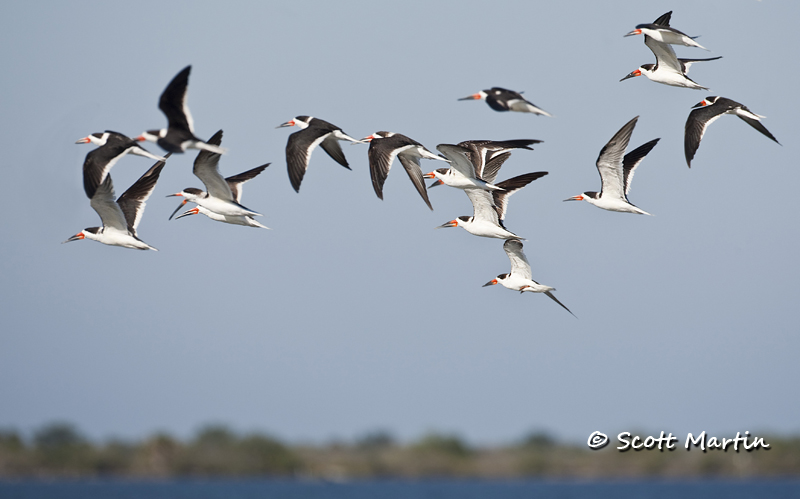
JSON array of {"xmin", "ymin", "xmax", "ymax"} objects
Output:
[{"xmin": 0, "ymin": 423, "xmax": 798, "ymax": 479}]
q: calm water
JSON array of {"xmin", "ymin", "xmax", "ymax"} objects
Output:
[{"xmin": 1, "ymin": 479, "xmax": 799, "ymax": 499}]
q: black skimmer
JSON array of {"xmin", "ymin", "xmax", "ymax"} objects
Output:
[
  {"xmin": 426, "ymin": 140, "xmax": 540, "ymax": 190},
  {"xmin": 564, "ymin": 116, "xmax": 658, "ymax": 215},
  {"xmin": 175, "ymin": 163, "xmax": 271, "ymax": 229},
  {"xmin": 64, "ymin": 155, "xmax": 169, "ymax": 251},
  {"xmin": 483, "ymin": 239, "xmax": 575, "ymax": 317},
  {"xmin": 136, "ymin": 66, "xmax": 226, "ymax": 154},
  {"xmin": 76, "ymin": 131, "xmax": 165, "ymax": 199},
  {"xmin": 167, "ymin": 130, "xmax": 263, "ymax": 219},
  {"xmin": 427, "ymin": 144, "xmax": 504, "ymax": 191},
  {"xmin": 685, "ymin": 96, "xmax": 780, "ymax": 167},
  {"xmin": 624, "ymin": 11, "xmax": 708, "ymax": 50},
  {"xmin": 362, "ymin": 131, "xmax": 448, "ymax": 210},
  {"xmin": 277, "ymin": 116, "xmax": 362, "ymax": 192},
  {"xmin": 436, "ymin": 171, "xmax": 548, "ymax": 239},
  {"xmin": 621, "ymin": 12, "xmax": 720, "ymax": 90},
  {"xmin": 458, "ymin": 88, "xmax": 552, "ymax": 116}
]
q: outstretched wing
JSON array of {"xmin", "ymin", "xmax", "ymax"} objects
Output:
[
  {"xmin": 193, "ymin": 130, "xmax": 233, "ymax": 200},
  {"xmin": 226, "ymin": 164, "xmax": 270, "ymax": 203},
  {"xmin": 503, "ymin": 238, "xmax": 531, "ymax": 281},
  {"xmin": 622, "ymin": 139, "xmax": 659, "ymax": 196},
  {"xmin": 596, "ymin": 116, "xmax": 637, "ymax": 199},
  {"xmin": 117, "ymin": 156, "xmax": 169, "ymax": 234},
  {"xmin": 397, "ymin": 154, "xmax": 433, "ymax": 210},
  {"xmin": 159, "ymin": 65, "xmax": 194, "ymax": 133},
  {"xmin": 492, "ymin": 172, "xmax": 548, "ymax": 222},
  {"xmin": 319, "ymin": 135, "xmax": 350, "ymax": 169},
  {"xmin": 286, "ymin": 127, "xmax": 334, "ymax": 192}
]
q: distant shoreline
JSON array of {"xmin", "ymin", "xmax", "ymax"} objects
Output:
[{"xmin": 1, "ymin": 423, "xmax": 798, "ymax": 480}]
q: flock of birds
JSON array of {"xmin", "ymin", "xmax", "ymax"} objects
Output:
[{"xmin": 65, "ymin": 11, "xmax": 780, "ymax": 318}]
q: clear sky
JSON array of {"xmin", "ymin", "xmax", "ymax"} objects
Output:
[{"xmin": 1, "ymin": 0, "xmax": 798, "ymax": 446}]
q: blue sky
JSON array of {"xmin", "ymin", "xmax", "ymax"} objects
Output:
[{"xmin": 1, "ymin": 0, "xmax": 798, "ymax": 445}]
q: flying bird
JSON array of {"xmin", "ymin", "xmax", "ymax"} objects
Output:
[
  {"xmin": 564, "ymin": 116, "xmax": 658, "ymax": 215},
  {"xmin": 684, "ymin": 96, "xmax": 780, "ymax": 167},
  {"xmin": 436, "ymin": 171, "xmax": 548, "ymax": 239},
  {"xmin": 76, "ymin": 131, "xmax": 165, "ymax": 199},
  {"xmin": 175, "ymin": 164, "xmax": 271, "ymax": 229},
  {"xmin": 427, "ymin": 144, "xmax": 505, "ymax": 191},
  {"xmin": 277, "ymin": 116, "xmax": 362, "ymax": 192},
  {"xmin": 426, "ymin": 140, "xmax": 540, "ymax": 191},
  {"xmin": 64, "ymin": 155, "xmax": 169, "ymax": 251},
  {"xmin": 458, "ymin": 88, "xmax": 552, "ymax": 116},
  {"xmin": 136, "ymin": 66, "xmax": 226, "ymax": 154},
  {"xmin": 483, "ymin": 239, "xmax": 575, "ymax": 317},
  {"xmin": 620, "ymin": 38, "xmax": 720, "ymax": 90},
  {"xmin": 621, "ymin": 12, "xmax": 719, "ymax": 90},
  {"xmin": 362, "ymin": 131, "xmax": 448, "ymax": 210},
  {"xmin": 167, "ymin": 130, "xmax": 263, "ymax": 219},
  {"xmin": 624, "ymin": 11, "xmax": 708, "ymax": 50}
]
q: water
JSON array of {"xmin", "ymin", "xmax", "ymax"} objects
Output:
[{"xmin": 1, "ymin": 479, "xmax": 799, "ymax": 499}]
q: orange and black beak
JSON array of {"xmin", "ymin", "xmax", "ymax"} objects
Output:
[
  {"xmin": 63, "ymin": 232, "xmax": 85, "ymax": 243},
  {"xmin": 435, "ymin": 219, "xmax": 458, "ymax": 229},
  {"xmin": 620, "ymin": 69, "xmax": 642, "ymax": 82},
  {"xmin": 175, "ymin": 207, "xmax": 200, "ymax": 220},
  {"xmin": 482, "ymin": 279, "xmax": 498, "ymax": 287},
  {"xmin": 168, "ymin": 198, "xmax": 188, "ymax": 220}
]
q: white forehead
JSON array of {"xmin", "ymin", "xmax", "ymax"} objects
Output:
[{"xmin": 89, "ymin": 132, "xmax": 111, "ymax": 146}]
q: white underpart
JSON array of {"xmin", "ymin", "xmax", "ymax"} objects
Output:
[
  {"xmin": 129, "ymin": 147, "xmax": 166, "ymax": 161},
  {"xmin": 735, "ymin": 108, "xmax": 765, "ymax": 120},
  {"xmin": 181, "ymin": 206, "xmax": 269, "ymax": 229},
  {"xmin": 507, "ymin": 99, "xmax": 552, "ymax": 116},
  {"xmin": 640, "ymin": 36, "xmax": 709, "ymax": 90},
  {"xmin": 183, "ymin": 140, "xmax": 227, "ymax": 155},
  {"xmin": 640, "ymin": 65, "xmax": 707, "ymax": 90},
  {"xmin": 498, "ymin": 274, "xmax": 553, "ymax": 293},
  {"xmin": 82, "ymin": 227, "xmax": 157, "ymax": 251},
  {"xmin": 332, "ymin": 129, "xmax": 363, "ymax": 143},
  {"xmin": 180, "ymin": 191, "xmax": 262, "ymax": 217},
  {"xmin": 457, "ymin": 217, "xmax": 520, "ymax": 239},
  {"xmin": 582, "ymin": 196, "xmax": 651, "ymax": 215},
  {"xmin": 640, "ymin": 27, "xmax": 707, "ymax": 50},
  {"xmin": 432, "ymin": 170, "xmax": 500, "ymax": 190}
]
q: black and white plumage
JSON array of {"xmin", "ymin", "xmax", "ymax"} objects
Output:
[
  {"xmin": 684, "ymin": 96, "xmax": 780, "ymax": 167},
  {"xmin": 136, "ymin": 66, "xmax": 225, "ymax": 154},
  {"xmin": 76, "ymin": 131, "xmax": 165, "ymax": 199},
  {"xmin": 362, "ymin": 131, "xmax": 448, "ymax": 210},
  {"xmin": 437, "ymin": 171, "xmax": 548, "ymax": 239},
  {"xmin": 64, "ymin": 155, "xmax": 169, "ymax": 251},
  {"xmin": 624, "ymin": 11, "xmax": 708, "ymax": 50},
  {"xmin": 457, "ymin": 140, "xmax": 540, "ymax": 182},
  {"xmin": 621, "ymin": 12, "xmax": 720, "ymax": 90},
  {"xmin": 428, "ymin": 144, "xmax": 504, "ymax": 191},
  {"xmin": 175, "ymin": 163, "xmax": 271, "ymax": 229},
  {"xmin": 427, "ymin": 140, "xmax": 541, "ymax": 190},
  {"xmin": 277, "ymin": 116, "xmax": 362, "ymax": 192},
  {"xmin": 482, "ymin": 238, "xmax": 574, "ymax": 317},
  {"xmin": 458, "ymin": 87, "xmax": 552, "ymax": 116},
  {"xmin": 564, "ymin": 116, "xmax": 658, "ymax": 215},
  {"xmin": 168, "ymin": 130, "xmax": 264, "ymax": 220}
]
